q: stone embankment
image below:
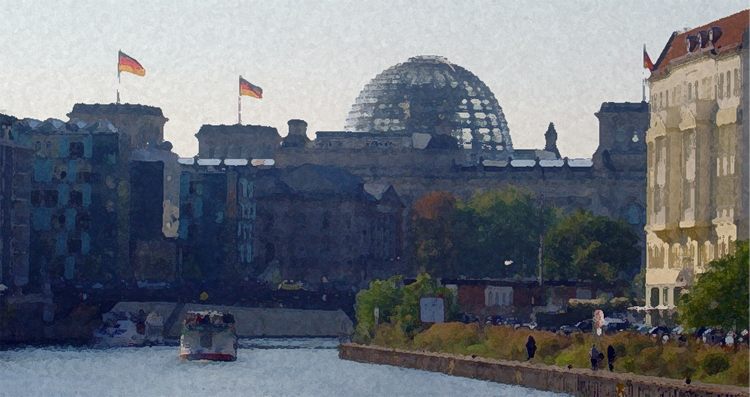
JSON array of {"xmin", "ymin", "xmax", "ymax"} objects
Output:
[
  {"xmin": 339, "ymin": 344, "xmax": 749, "ymax": 397},
  {"xmin": 110, "ymin": 302, "xmax": 353, "ymax": 338}
]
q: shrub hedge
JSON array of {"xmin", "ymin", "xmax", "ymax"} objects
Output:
[{"xmin": 368, "ymin": 322, "xmax": 749, "ymax": 387}]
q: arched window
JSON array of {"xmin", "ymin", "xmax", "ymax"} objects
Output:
[
  {"xmin": 650, "ymin": 288, "xmax": 659, "ymax": 307},
  {"xmin": 726, "ymin": 71, "xmax": 731, "ymax": 96},
  {"xmin": 734, "ymin": 69, "xmax": 740, "ymax": 96}
]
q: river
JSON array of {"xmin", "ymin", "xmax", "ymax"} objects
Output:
[{"xmin": 0, "ymin": 339, "xmax": 570, "ymax": 397}]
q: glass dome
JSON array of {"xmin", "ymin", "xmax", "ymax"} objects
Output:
[{"xmin": 345, "ymin": 55, "xmax": 513, "ymax": 152}]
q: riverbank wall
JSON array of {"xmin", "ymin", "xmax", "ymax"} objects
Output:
[
  {"xmin": 339, "ymin": 343, "xmax": 749, "ymax": 397},
  {"xmin": 0, "ymin": 299, "xmax": 353, "ymax": 345}
]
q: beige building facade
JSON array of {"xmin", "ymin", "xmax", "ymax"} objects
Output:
[{"xmin": 644, "ymin": 10, "xmax": 749, "ymax": 323}]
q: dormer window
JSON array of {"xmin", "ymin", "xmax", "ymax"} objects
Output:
[
  {"xmin": 708, "ymin": 26, "xmax": 722, "ymax": 45},
  {"xmin": 698, "ymin": 30, "xmax": 709, "ymax": 48},
  {"xmin": 686, "ymin": 35, "xmax": 699, "ymax": 52}
]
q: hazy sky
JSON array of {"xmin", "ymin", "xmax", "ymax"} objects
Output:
[{"xmin": 1, "ymin": 1, "xmax": 747, "ymax": 157}]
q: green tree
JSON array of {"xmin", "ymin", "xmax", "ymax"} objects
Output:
[
  {"xmin": 543, "ymin": 210, "xmax": 640, "ymax": 283},
  {"xmin": 678, "ymin": 241, "xmax": 749, "ymax": 331},
  {"xmin": 463, "ymin": 188, "xmax": 556, "ymax": 278},
  {"xmin": 410, "ymin": 187, "xmax": 556, "ymax": 279},
  {"xmin": 354, "ymin": 273, "xmax": 457, "ymax": 341},
  {"xmin": 392, "ymin": 273, "xmax": 458, "ymax": 336},
  {"xmin": 354, "ymin": 275, "xmax": 403, "ymax": 341}
]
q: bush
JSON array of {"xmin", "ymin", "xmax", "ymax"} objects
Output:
[
  {"xmin": 465, "ymin": 343, "xmax": 491, "ymax": 356},
  {"xmin": 372, "ymin": 323, "xmax": 410, "ymax": 349},
  {"xmin": 725, "ymin": 353, "xmax": 750, "ymax": 386},
  {"xmin": 535, "ymin": 335, "xmax": 572, "ymax": 365},
  {"xmin": 660, "ymin": 346, "xmax": 695, "ymax": 379},
  {"xmin": 701, "ymin": 352, "xmax": 730, "ymax": 376},
  {"xmin": 554, "ymin": 343, "xmax": 592, "ymax": 369},
  {"xmin": 413, "ymin": 322, "xmax": 480, "ymax": 353},
  {"xmin": 637, "ymin": 346, "xmax": 665, "ymax": 376}
]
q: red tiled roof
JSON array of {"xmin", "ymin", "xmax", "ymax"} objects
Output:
[{"xmin": 652, "ymin": 9, "xmax": 749, "ymax": 76}]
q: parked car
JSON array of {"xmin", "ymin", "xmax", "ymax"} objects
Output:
[
  {"xmin": 632, "ymin": 323, "xmax": 651, "ymax": 334},
  {"xmin": 558, "ymin": 324, "xmax": 581, "ymax": 335},
  {"xmin": 513, "ymin": 321, "xmax": 537, "ymax": 329},
  {"xmin": 648, "ymin": 326, "xmax": 672, "ymax": 337},
  {"xmin": 603, "ymin": 318, "xmax": 629, "ymax": 333},
  {"xmin": 575, "ymin": 319, "xmax": 593, "ymax": 332},
  {"xmin": 484, "ymin": 315, "xmax": 504, "ymax": 326},
  {"xmin": 701, "ymin": 328, "xmax": 725, "ymax": 345},
  {"xmin": 460, "ymin": 313, "xmax": 480, "ymax": 324}
]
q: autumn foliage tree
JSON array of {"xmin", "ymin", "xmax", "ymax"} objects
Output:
[{"xmin": 411, "ymin": 192, "xmax": 461, "ymax": 276}]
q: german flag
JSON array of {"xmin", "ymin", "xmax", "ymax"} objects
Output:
[
  {"xmin": 118, "ymin": 51, "xmax": 146, "ymax": 76},
  {"xmin": 239, "ymin": 76, "xmax": 262, "ymax": 99}
]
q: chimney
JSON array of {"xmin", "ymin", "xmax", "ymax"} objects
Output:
[{"xmin": 287, "ymin": 119, "xmax": 308, "ymax": 137}]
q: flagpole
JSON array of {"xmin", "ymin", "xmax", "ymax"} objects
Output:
[
  {"xmin": 238, "ymin": 94, "xmax": 242, "ymax": 125},
  {"xmin": 116, "ymin": 50, "xmax": 121, "ymax": 104},
  {"xmin": 642, "ymin": 44, "xmax": 647, "ymax": 102}
]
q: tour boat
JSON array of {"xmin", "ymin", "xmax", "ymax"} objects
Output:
[{"xmin": 179, "ymin": 310, "xmax": 238, "ymax": 361}]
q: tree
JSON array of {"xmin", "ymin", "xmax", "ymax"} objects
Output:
[
  {"xmin": 543, "ymin": 210, "xmax": 640, "ymax": 283},
  {"xmin": 411, "ymin": 192, "xmax": 461, "ymax": 276},
  {"xmin": 678, "ymin": 241, "xmax": 749, "ymax": 331},
  {"xmin": 392, "ymin": 273, "xmax": 458, "ymax": 336},
  {"xmin": 354, "ymin": 273, "xmax": 457, "ymax": 341},
  {"xmin": 410, "ymin": 187, "xmax": 557, "ymax": 279},
  {"xmin": 354, "ymin": 275, "xmax": 403, "ymax": 341},
  {"xmin": 463, "ymin": 188, "xmax": 556, "ymax": 278}
]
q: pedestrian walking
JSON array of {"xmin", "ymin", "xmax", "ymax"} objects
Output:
[
  {"xmin": 606, "ymin": 345, "xmax": 616, "ymax": 371},
  {"xmin": 590, "ymin": 345, "xmax": 600, "ymax": 370},
  {"xmin": 525, "ymin": 335, "xmax": 537, "ymax": 360}
]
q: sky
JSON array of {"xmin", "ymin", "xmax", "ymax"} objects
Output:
[{"xmin": 0, "ymin": 1, "xmax": 747, "ymax": 157}]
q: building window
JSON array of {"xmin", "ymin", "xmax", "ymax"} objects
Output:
[
  {"xmin": 485, "ymin": 286, "xmax": 513, "ymax": 307},
  {"xmin": 694, "ymin": 81, "xmax": 698, "ymax": 99},
  {"xmin": 718, "ymin": 73, "xmax": 724, "ymax": 99},
  {"xmin": 70, "ymin": 190, "xmax": 83, "ymax": 207},
  {"xmin": 69, "ymin": 141, "xmax": 84, "ymax": 159},
  {"xmin": 687, "ymin": 83, "xmax": 692, "ymax": 100},
  {"xmin": 650, "ymin": 287, "xmax": 659, "ymax": 307},
  {"xmin": 68, "ymin": 239, "xmax": 82, "ymax": 254},
  {"xmin": 726, "ymin": 71, "xmax": 731, "ymax": 97},
  {"xmin": 76, "ymin": 212, "xmax": 91, "ymax": 230},
  {"xmin": 31, "ymin": 190, "xmax": 42, "ymax": 207},
  {"xmin": 43, "ymin": 190, "xmax": 58, "ymax": 207},
  {"xmin": 734, "ymin": 69, "xmax": 740, "ymax": 96}
]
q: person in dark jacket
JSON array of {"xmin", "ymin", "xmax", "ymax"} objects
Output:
[
  {"xmin": 607, "ymin": 345, "xmax": 616, "ymax": 371},
  {"xmin": 590, "ymin": 345, "xmax": 600, "ymax": 370},
  {"xmin": 525, "ymin": 335, "xmax": 537, "ymax": 360}
]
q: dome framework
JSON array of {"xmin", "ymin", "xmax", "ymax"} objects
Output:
[{"xmin": 345, "ymin": 55, "xmax": 513, "ymax": 152}]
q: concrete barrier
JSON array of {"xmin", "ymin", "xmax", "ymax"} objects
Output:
[{"xmin": 339, "ymin": 344, "xmax": 749, "ymax": 397}]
